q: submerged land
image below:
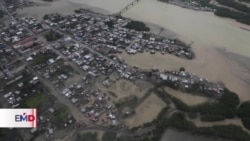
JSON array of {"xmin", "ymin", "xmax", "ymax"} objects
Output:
[{"xmin": 0, "ymin": 0, "xmax": 250, "ymax": 141}]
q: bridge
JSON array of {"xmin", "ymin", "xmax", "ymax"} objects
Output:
[{"xmin": 115, "ymin": 0, "xmax": 142, "ymax": 16}]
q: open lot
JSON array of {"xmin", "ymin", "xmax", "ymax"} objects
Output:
[
  {"xmin": 107, "ymin": 79, "xmax": 152, "ymax": 101},
  {"xmin": 125, "ymin": 93, "xmax": 166, "ymax": 128}
]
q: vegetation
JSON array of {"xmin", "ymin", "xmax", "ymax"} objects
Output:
[
  {"xmin": 238, "ymin": 101, "xmax": 250, "ymax": 117},
  {"xmin": 216, "ymin": 0, "xmax": 250, "ymax": 13},
  {"xmin": 241, "ymin": 118, "xmax": 250, "ymax": 130},
  {"xmin": 238, "ymin": 101, "xmax": 250, "ymax": 130},
  {"xmin": 102, "ymin": 132, "xmax": 117, "ymax": 141},
  {"xmin": 158, "ymin": 0, "xmax": 250, "ymax": 25},
  {"xmin": 156, "ymin": 88, "xmax": 239, "ymax": 120},
  {"xmin": 152, "ymin": 112, "xmax": 250, "ymax": 141},
  {"xmin": 116, "ymin": 136, "xmax": 135, "ymax": 141},
  {"xmin": 105, "ymin": 21, "xmax": 115, "ymax": 28},
  {"xmin": 44, "ymin": 30, "xmax": 63, "ymax": 42},
  {"xmin": 21, "ymin": 93, "xmax": 52, "ymax": 112},
  {"xmin": 75, "ymin": 132, "xmax": 98, "ymax": 141},
  {"xmin": 51, "ymin": 104, "xmax": 69, "ymax": 128},
  {"xmin": 109, "ymin": 91, "xmax": 118, "ymax": 98},
  {"xmin": 115, "ymin": 95, "xmax": 138, "ymax": 109},
  {"xmin": 240, "ymin": 0, "xmax": 250, "ymax": 2},
  {"xmin": 200, "ymin": 114, "xmax": 225, "ymax": 122},
  {"xmin": 32, "ymin": 51, "xmax": 57, "ymax": 65},
  {"xmin": 0, "ymin": 10, "xmax": 4, "ymax": 18},
  {"xmin": 125, "ymin": 21, "xmax": 150, "ymax": 31}
]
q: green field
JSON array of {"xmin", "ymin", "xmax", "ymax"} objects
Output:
[
  {"xmin": 22, "ymin": 93, "xmax": 53, "ymax": 112},
  {"xmin": 51, "ymin": 104, "xmax": 70, "ymax": 128}
]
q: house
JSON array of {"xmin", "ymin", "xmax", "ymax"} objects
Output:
[{"xmin": 0, "ymin": 71, "xmax": 4, "ymax": 79}]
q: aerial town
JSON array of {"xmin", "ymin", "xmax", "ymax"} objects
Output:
[{"xmin": 1, "ymin": 0, "xmax": 250, "ymax": 141}]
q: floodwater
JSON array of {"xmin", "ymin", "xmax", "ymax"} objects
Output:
[
  {"xmin": 161, "ymin": 129, "xmax": 226, "ymax": 141},
  {"xmin": 69, "ymin": 0, "xmax": 134, "ymax": 13},
  {"xmin": 122, "ymin": 0, "xmax": 250, "ymax": 57}
]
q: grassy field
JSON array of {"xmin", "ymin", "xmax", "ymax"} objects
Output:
[
  {"xmin": 22, "ymin": 93, "xmax": 53, "ymax": 112},
  {"xmin": 51, "ymin": 104, "xmax": 70, "ymax": 128}
]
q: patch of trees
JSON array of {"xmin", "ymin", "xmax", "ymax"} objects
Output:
[
  {"xmin": 152, "ymin": 112, "xmax": 250, "ymax": 141},
  {"xmin": 158, "ymin": 0, "xmax": 250, "ymax": 25},
  {"xmin": 192, "ymin": 89, "xmax": 240, "ymax": 120},
  {"xmin": 155, "ymin": 88, "xmax": 240, "ymax": 121},
  {"xmin": 44, "ymin": 30, "xmax": 63, "ymax": 42},
  {"xmin": 238, "ymin": 101, "xmax": 250, "ymax": 130},
  {"xmin": 125, "ymin": 21, "xmax": 150, "ymax": 31},
  {"xmin": 239, "ymin": 0, "xmax": 250, "ymax": 2},
  {"xmin": 115, "ymin": 95, "xmax": 138, "ymax": 109},
  {"xmin": 216, "ymin": 0, "xmax": 250, "ymax": 13},
  {"xmin": 241, "ymin": 118, "xmax": 250, "ymax": 130},
  {"xmin": 75, "ymin": 132, "xmax": 98, "ymax": 141},
  {"xmin": 105, "ymin": 21, "xmax": 115, "ymax": 28},
  {"xmin": 196, "ymin": 125, "xmax": 250, "ymax": 141},
  {"xmin": 102, "ymin": 132, "xmax": 117, "ymax": 141},
  {"xmin": 214, "ymin": 7, "xmax": 250, "ymax": 25},
  {"xmin": 200, "ymin": 114, "xmax": 225, "ymax": 121},
  {"xmin": 116, "ymin": 136, "xmax": 135, "ymax": 141},
  {"xmin": 238, "ymin": 101, "xmax": 250, "ymax": 117},
  {"xmin": 0, "ymin": 10, "xmax": 4, "ymax": 18}
]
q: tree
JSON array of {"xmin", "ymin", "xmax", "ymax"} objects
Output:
[
  {"xmin": 241, "ymin": 118, "xmax": 250, "ymax": 130},
  {"xmin": 238, "ymin": 101, "xmax": 250, "ymax": 117},
  {"xmin": 179, "ymin": 67, "xmax": 185, "ymax": 72},
  {"xmin": 219, "ymin": 89, "xmax": 240, "ymax": 109},
  {"xmin": 75, "ymin": 132, "xmax": 98, "ymax": 141},
  {"xmin": 102, "ymin": 132, "xmax": 116, "ymax": 141}
]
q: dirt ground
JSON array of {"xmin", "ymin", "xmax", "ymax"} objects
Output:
[
  {"xmin": 164, "ymin": 87, "xmax": 209, "ymax": 106},
  {"xmin": 125, "ymin": 93, "xmax": 166, "ymax": 128},
  {"xmin": 97, "ymin": 79, "xmax": 152, "ymax": 102}
]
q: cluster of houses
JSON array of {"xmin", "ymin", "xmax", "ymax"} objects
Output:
[
  {"xmin": 42, "ymin": 11, "xmax": 194, "ymax": 59},
  {"xmin": 0, "ymin": 20, "xmax": 44, "ymax": 54},
  {"xmin": 0, "ymin": 41, "xmax": 16, "ymax": 67},
  {"xmin": 0, "ymin": 21, "xmax": 31, "ymax": 44},
  {"xmin": 52, "ymin": 37, "xmax": 147, "ymax": 83},
  {"xmin": 61, "ymin": 82, "xmax": 120, "ymax": 126},
  {"xmin": 2, "ymin": 75, "xmax": 40, "ymax": 108},
  {"xmin": 167, "ymin": 0, "xmax": 214, "ymax": 12},
  {"xmin": 26, "ymin": 47, "xmax": 59, "ymax": 67},
  {"xmin": 18, "ymin": 16, "xmax": 48, "ymax": 34},
  {"xmin": 31, "ymin": 104, "xmax": 76, "ymax": 140},
  {"xmin": 159, "ymin": 70, "xmax": 224, "ymax": 96}
]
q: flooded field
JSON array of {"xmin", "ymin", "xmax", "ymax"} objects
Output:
[{"xmin": 164, "ymin": 87, "xmax": 208, "ymax": 106}]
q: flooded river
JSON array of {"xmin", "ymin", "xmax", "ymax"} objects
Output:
[{"xmin": 122, "ymin": 0, "xmax": 250, "ymax": 57}]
